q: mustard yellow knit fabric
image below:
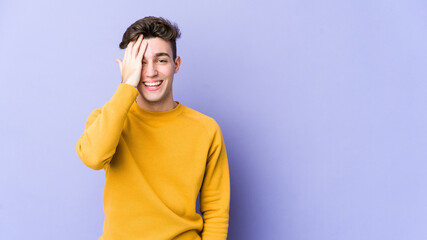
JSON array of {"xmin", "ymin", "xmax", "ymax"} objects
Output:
[{"xmin": 76, "ymin": 83, "xmax": 230, "ymax": 240}]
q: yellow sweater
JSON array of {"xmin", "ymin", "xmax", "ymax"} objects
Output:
[{"xmin": 76, "ymin": 83, "xmax": 230, "ymax": 240}]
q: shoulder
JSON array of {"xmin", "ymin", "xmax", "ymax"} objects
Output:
[{"xmin": 180, "ymin": 104, "xmax": 222, "ymax": 134}]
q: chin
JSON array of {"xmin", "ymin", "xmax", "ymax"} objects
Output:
[{"xmin": 141, "ymin": 93, "xmax": 167, "ymax": 103}]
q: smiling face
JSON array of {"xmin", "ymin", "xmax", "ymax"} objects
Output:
[{"xmin": 136, "ymin": 37, "xmax": 181, "ymax": 111}]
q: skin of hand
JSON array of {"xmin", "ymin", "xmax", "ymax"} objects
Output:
[{"xmin": 115, "ymin": 34, "xmax": 148, "ymax": 87}]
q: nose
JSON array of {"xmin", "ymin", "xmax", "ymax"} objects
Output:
[{"xmin": 144, "ymin": 61, "xmax": 158, "ymax": 78}]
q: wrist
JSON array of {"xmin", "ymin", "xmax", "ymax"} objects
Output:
[{"xmin": 124, "ymin": 82, "xmax": 137, "ymax": 88}]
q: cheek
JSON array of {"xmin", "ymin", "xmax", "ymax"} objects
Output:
[{"xmin": 159, "ymin": 66, "xmax": 176, "ymax": 77}]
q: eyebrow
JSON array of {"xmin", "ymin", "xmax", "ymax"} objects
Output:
[
  {"xmin": 155, "ymin": 52, "xmax": 171, "ymax": 58},
  {"xmin": 142, "ymin": 52, "xmax": 172, "ymax": 61}
]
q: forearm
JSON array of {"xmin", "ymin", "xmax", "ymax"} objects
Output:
[
  {"xmin": 76, "ymin": 83, "xmax": 139, "ymax": 170},
  {"xmin": 200, "ymin": 123, "xmax": 231, "ymax": 239},
  {"xmin": 200, "ymin": 188, "xmax": 230, "ymax": 240}
]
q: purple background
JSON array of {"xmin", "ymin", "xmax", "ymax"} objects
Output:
[{"xmin": 1, "ymin": 0, "xmax": 427, "ymax": 239}]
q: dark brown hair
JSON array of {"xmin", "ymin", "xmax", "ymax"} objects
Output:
[{"xmin": 119, "ymin": 16, "xmax": 181, "ymax": 59}]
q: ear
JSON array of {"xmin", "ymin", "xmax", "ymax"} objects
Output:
[{"xmin": 174, "ymin": 56, "xmax": 181, "ymax": 74}]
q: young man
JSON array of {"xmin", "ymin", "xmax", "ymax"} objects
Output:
[{"xmin": 76, "ymin": 17, "xmax": 230, "ymax": 240}]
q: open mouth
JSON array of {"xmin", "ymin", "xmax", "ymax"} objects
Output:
[{"xmin": 143, "ymin": 80, "xmax": 164, "ymax": 90}]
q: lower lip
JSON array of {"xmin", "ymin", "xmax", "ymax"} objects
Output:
[{"xmin": 144, "ymin": 81, "xmax": 164, "ymax": 91}]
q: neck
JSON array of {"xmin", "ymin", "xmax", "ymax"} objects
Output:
[{"xmin": 135, "ymin": 95, "xmax": 177, "ymax": 112}]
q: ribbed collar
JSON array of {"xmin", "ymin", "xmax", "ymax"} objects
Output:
[{"xmin": 130, "ymin": 101, "xmax": 184, "ymax": 120}]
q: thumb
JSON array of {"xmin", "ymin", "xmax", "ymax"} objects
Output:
[
  {"xmin": 115, "ymin": 58, "xmax": 123, "ymax": 72},
  {"xmin": 116, "ymin": 58, "xmax": 123, "ymax": 83}
]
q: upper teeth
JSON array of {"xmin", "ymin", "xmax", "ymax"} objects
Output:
[{"xmin": 145, "ymin": 81, "xmax": 162, "ymax": 86}]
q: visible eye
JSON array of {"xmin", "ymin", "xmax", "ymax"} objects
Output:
[{"xmin": 158, "ymin": 59, "xmax": 168, "ymax": 63}]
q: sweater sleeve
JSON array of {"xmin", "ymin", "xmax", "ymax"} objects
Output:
[
  {"xmin": 200, "ymin": 121, "xmax": 231, "ymax": 240},
  {"xmin": 76, "ymin": 83, "xmax": 139, "ymax": 170}
]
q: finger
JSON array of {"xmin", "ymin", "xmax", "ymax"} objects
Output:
[
  {"xmin": 137, "ymin": 40, "xmax": 148, "ymax": 62},
  {"xmin": 131, "ymin": 34, "xmax": 144, "ymax": 58},
  {"xmin": 135, "ymin": 34, "xmax": 145, "ymax": 59},
  {"xmin": 123, "ymin": 42, "xmax": 132, "ymax": 62},
  {"xmin": 125, "ymin": 39, "xmax": 137, "ymax": 59}
]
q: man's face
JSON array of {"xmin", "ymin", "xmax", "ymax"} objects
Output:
[{"xmin": 136, "ymin": 37, "xmax": 181, "ymax": 105}]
